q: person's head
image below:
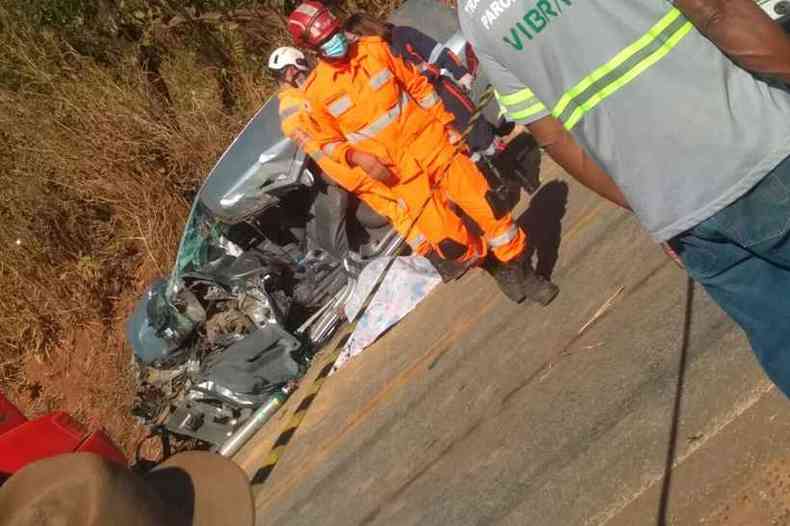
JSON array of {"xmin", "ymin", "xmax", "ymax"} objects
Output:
[
  {"xmin": 288, "ymin": 1, "xmax": 349, "ymax": 61},
  {"xmin": 343, "ymin": 12, "xmax": 393, "ymax": 42},
  {"xmin": 268, "ymin": 46, "xmax": 310, "ymax": 87},
  {"xmin": 0, "ymin": 452, "xmax": 254, "ymax": 526}
]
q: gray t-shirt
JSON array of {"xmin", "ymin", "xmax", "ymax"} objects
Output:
[{"xmin": 459, "ymin": 0, "xmax": 790, "ymax": 241}]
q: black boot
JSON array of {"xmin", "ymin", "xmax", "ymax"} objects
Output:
[
  {"xmin": 425, "ymin": 250, "xmax": 469, "ymax": 283},
  {"xmin": 483, "ymin": 257, "xmax": 528, "ymax": 303},
  {"xmin": 521, "ymin": 261, "xmax": 559, "ymax": 306}
]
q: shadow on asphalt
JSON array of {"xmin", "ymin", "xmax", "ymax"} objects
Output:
[
  {"xmin": 517, "ymin": 180, "xmax": 570, "ymax": 279},
  {"xmin": 657, "ymin": 276, "xmax": 695, "ymax": 525}
]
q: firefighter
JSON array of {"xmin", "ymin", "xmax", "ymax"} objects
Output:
[
  {"xmin": 269, "ymin": 46, "xmax": 470, "ymax": 281},
  {"xmin": 343, "ymin": 12, "xmax": 498, "ymax": 158},
  {"xmin": 287, "ymin": 1, "xmax": 559, "ymax": 305}
]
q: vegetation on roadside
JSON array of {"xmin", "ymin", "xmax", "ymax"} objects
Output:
[{"xmin": 0, "ymin": 0, "xmax": 397, "ymax": 451}]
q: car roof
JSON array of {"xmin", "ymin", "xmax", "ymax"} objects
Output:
[{"xmin": 196, "ymin": 0, "xmax": 464, "ymax": 222}]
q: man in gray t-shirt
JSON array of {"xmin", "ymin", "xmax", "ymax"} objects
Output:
[{"xmin": 459, "ymin": 0, "xmax": 790, "ymax": 396}]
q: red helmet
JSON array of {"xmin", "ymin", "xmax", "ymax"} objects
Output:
[{"xmin": 288, "ymin": 1, "xmax": 341, "ymax": 48}]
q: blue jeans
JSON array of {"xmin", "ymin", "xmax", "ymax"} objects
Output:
[{"xmin": 669, "ymin": 154, "xmax": 790, "ymax": 396}]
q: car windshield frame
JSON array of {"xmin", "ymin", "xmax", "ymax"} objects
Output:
[{"xmin": 168, "ymin": 199, "xmax": 222, "ymax": 293}]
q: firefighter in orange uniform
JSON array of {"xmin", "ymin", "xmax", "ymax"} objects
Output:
[
  {"xmin": 268, "ymin": 46, "xmax": 460, "ymax": 274},
  {"xmin": 287, "ymin": 1, "xmax": 558, "ymax": 304}
]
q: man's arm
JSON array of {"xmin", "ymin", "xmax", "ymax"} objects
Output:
[
  {"xmin": 467, "ymin": 43, "xmax": 629, "ymax": 209},
  {"xmin": 674, "ymin": 0, "xmax": 790, "ymax": 83},
  {"xmin": 302, "ymin": 92, "xmax": 354, "ymax": 166},
  {"xmin": 300, "ymin": 98, "xmax": 397, "ymax": 184},
  {"xmin": 528, "ymin": 116, "xmax": 631, "ymax": 210}
]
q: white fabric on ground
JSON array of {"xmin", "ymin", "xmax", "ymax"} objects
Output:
[{"xmin": 331, "ymin": 255, "xmax": 441, "ymax": 374}]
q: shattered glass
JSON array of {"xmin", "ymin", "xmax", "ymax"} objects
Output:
[{"xmin": 172, "ymin": 202, "xmax": 225, "ymax": 281}]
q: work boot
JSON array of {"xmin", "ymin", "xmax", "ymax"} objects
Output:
[
  {"xmin": 521, "ymin": 261, "xmax": 559, "ymax": 306},
  {"xmin": 425, "ymin": 249, "xmax": 469, "ymax": 283},
  {"xmin": 483, "ymin": 257, "xmax": 528, "ymax": 303}
]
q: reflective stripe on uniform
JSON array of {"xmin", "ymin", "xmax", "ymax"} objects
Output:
[
  {"xmin": 418, "ymin": 92, "xmax": 439, "ymax": 109},
  {"xmin": 296, "ymin": 2, "xmax": 318, "ymax": 16},
  {"xmin": 322, "ymin": 141, "xmax": 341, "ymax": 156},
  {"xmin": 495, "ymin": 88, "xmax": 546, "ymax": 121},
  {"xmin": 553, "ymin": 8, "xmax": 692, "ymax": 130},
  {"xmin": 346, "ymin": 92, "xmax": 409, "ymax": 144},
  {"xmin": 428, "ymin": 43, "xmax": 444, "ymax": 65},
  {"xmin": 369, "ymin": 69, "xmax": 392, "ymax": 90},
  {"xmin": 487, "ymin": 224, "xmax": 518, "ymax": 248},
  {"xmin": 329, "ymin": 95, "xmax": 352, "ymax": 117},
  {"xmin": 408, "ymin": 233, "xmax": 426, "ymax": 249},
  {"xmin": 278, "ymin": 103, "xmax": 302, "ymax": 120},
  {"xmin": 305, "ymin": 144, "xmax": 326, "ymax": 162}
]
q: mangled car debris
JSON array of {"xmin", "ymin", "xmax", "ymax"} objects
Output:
[{"xmin": 127, "ymin": 98, "xmax": 404, "ymax": 450}]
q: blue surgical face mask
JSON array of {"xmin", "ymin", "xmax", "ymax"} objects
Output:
[{"xmin": 320, "ymin": 32, "xmax": 349, "ymax": 59}]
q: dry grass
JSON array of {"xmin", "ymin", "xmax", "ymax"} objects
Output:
[
  {"xmin": 0, "ymin": 0, "xmax": 401, "ymax": 453},
  {"xmin": 0, "ymin": 5, "xmax": 259, "ymax": 447}
]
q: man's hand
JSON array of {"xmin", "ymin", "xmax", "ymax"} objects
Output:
[
  {"xmin": 458, "ymin": 73, "xmax": 474, "ymax": 91},
  {"xmin": 347, "ymin": 149, "xmax": 396, "ymax": 184},
  {"xmin": 290, "ymin": 128, "xmax": 310, "ymax": 148},
  {"xmin": 447, "ymin": 128, "xmax": 462, "ymax": 145}
]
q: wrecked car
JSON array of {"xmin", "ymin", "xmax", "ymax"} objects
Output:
[
  {"xmin": 126, "ymin": 97, "xmax": 404, "ymax": 448},
  {"xmin": 126, "ymin": 0, "xmax": 542, "ymax": 452}
]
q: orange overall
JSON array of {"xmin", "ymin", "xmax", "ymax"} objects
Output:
[
  {"xmin": 303, "ymin": 37, "xmax": 526, "ymax": 263},
  {"xmin": 278, "ymin": 86, "xmax": 430, "ymax": 254}
]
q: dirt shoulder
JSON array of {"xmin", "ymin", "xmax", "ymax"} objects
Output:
[{"xmin": 7, "ymin": 294, "xmax": 147, "ymax": 456}]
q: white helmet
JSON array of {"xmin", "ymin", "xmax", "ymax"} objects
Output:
[{"xmin": 267, "ymin": 46, "xmax": 309, "ymax": 74}]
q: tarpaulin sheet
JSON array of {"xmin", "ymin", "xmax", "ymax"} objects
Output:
[{"xmin": 332, "ymin": 256, "xmax": 441, "ymax": 373}]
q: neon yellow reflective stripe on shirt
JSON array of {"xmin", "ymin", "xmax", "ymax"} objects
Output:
[
  {"xmin": 552, "ymin": 8, "xmax": 693, "ymax": 130},
  {"xmin": 497, "ymin": 87, "xmax": 537, "ymax": 106},
  {"xmin": 495, "ymin": 88, "xmax": 546, "ymax": 121},
  {"xmin": 509, "ymin": 101, "xmax": 547, "ymax": 120}
]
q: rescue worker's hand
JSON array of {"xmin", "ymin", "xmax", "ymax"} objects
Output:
[
  {"xmin": 348, "ymin": 150, "xmax": 395, "ymax": 184},
  {"xmin": 447, "ymin": 129, "xmax": 462, "ymax": 145},
  {"xmin": 290, "ymin": 128, "xmax": 310, "ymax": 148},
  {"xmin": 458, "ymin": 73, "xmax": 474, "ymax": 92}
]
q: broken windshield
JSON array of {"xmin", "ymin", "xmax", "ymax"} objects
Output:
[{"xmin": 171, "ymin": 201, "xmax": 223, "ymax": 284}]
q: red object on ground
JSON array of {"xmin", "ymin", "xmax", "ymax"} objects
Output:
[
  {"xmin": 76, "ymin": 430, "xmax": 128, "ymax": 465},
  {"xmin": 0, "ymin": 392, "xmax": 126, "ymax": 476},
  {"xmin": 0, "ymin": 393, "xmax": 27, "ymax": 436}
]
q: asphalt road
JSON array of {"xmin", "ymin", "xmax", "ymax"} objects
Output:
[{"xmin": 237, "ymin": 157, "xmax": 790, "ymax": 526}]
